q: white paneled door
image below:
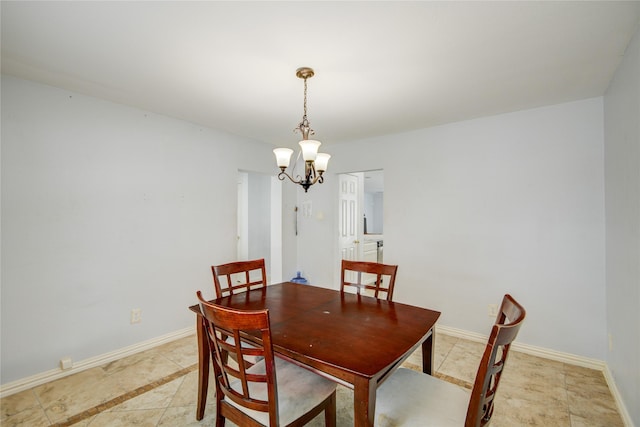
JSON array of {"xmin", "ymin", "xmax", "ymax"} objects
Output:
[{"xmin": 339, "ymin": 174, "xmax": 360, "ymax": 279}]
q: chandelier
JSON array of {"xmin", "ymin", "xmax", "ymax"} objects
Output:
[{"xmin": 273, "ymin": 67, "xmax": 330, "ymax": 192}]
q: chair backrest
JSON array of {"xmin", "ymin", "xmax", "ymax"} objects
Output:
[
  {"xmin": 196, "ymin": 290, "xmax": 279, "ymax": 425},
  {"xmin": 465, "ymin": 294, "xmax": 526, "ymax": 427},
  {"xmin": 340, "ymin": 259, "xmax": 398, "ymax": 301},
  {"xmin": 212, "ymin": 258, "xmax": 267, "ymax": 298}
]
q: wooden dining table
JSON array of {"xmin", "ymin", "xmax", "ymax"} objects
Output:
[{"xmin": 189, "ymin": 282, "xmax": 441, "ymax": 427}]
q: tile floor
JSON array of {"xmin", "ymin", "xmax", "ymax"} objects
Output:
[{"xmin": 1, "ymin": 332, "xmax": 624, "ymax": 426}]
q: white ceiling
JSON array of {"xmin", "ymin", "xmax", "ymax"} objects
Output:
[{"xmin": 2, "ymin": 1, "xmax": 639, "ymax": 148}]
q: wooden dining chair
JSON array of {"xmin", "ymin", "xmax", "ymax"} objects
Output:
[
  {"xmin": 375, "ymin": 294, "xmax": 526, "ymax": 427},
  {"xmin": 212, "ymin": 258, "xmax": 267, "ymax": 298},
  {"xmin": 340, "ymin": 259, "xmax": 398, "ymax": 301},
  {"xmin": 196, "ymin": 291, "xmax": 337, "ymax": 427},
  {"xmin": 211, "ymin": 258, "xmax": 268, "ymax": 368}
]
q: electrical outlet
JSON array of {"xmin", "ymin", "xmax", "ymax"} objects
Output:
[
  {"xmin": 130, "ymin": 308, "xmax": 142, "ymax": 324},
  {"xmin": 60, "ymin": 357, "xmax": 73, "ymax": 370},
  {"xmin": 608, "ymin": 333, "xmax": 613, "ymax": 352},
  {"xmin": 488, "ymin": 304, "xmax": 499, "ymax": 317}
]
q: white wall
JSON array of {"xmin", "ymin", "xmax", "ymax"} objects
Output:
[
  {"xmin": 247, "ymin": 172, "xmax": 272, "ymax": 268},
  {"xmin": 604, "ymin": 27, "xmax": 640, "ymax": 426},
  {"xmin": 364, "ymin": 192, "xmax": 384, "ymax": 234},
  {"xmin": 301, "ymin": 98, "xmax": 607, "ymax": 359},
  {"xmin": 291, "ymin": 178, "xmax": 336, "ymax": 286},
  {"xmin": 0, "ymin": 76, "xmax": 276, "ymax": 383},
  {"xmin": 281, "ymin": 183, "xmax": 298, "ymax": 283}
]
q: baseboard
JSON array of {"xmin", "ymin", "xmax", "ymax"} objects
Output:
[
  {"xmin": 602, "ymin": 364, "xmax": 636, "ymax": 427},
  {"xmin": 436, "ymin": 325, "xmax": 635, "ymax": 427},
  {"xmin": 0, "ymin": 327, "xmax": 194, "ymax": 399},
  {"xmin": 437, "ymin": 325, "xmax": 605, "ymax": 369}
]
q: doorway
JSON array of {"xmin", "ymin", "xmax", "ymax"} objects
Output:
[
  {"xmin": 337, "ymin": 170, "xmax": 384, "ymax": 263},
  {"xmin": 237, "ymin": 171, "xmax": 283, "ymax": 283},
  {"xmin": 363, "ymin": 170, "xmax": 384, "ymax": 236}
]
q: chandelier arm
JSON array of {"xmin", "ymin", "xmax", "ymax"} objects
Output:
[{"xmin": 278, "ymin": 170, "xmax": 304, "ymax": 185}]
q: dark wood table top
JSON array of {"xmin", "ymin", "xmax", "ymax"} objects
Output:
[{"xmin": 190, "ymin": 282, "xmax": 441, "ymax": 384}]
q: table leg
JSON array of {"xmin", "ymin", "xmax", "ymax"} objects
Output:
[
  {"xmin": 195, "ymin": 315, "xmax": 210, "ymax": 420},
  {"xmin": 353, "ymin": 376, "xmax": 376, "ymax": 427},
  {"xmin": 421, "ymin": 328, "xmax": 435, "ymax": 375}
]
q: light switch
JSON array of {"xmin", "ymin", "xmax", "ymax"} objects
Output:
[{"xmin": 302, "ymin": 201, "xmax": 312, "ymax": 218}]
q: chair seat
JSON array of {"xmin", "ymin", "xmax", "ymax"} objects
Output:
[
  {"xmin": 227, "ymin": 357, "xmax": 337, "ymax": 426},
  {"xmin": 375, "ymin": 368, "xmax": 470, "ymax": 426}
]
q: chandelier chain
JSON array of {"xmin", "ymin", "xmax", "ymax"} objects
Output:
[
  {"xmin": 303, "ymin": 77, "xmax": 308, "ymax": 120},
  {"xmin": 295, "ymin": 73, "xmax": 314, "ymax": 138}
]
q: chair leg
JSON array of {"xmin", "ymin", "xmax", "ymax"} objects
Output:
[
  {"xmin": 215, "ymin": 412, "xmax": 225, "ymax": 427},
  {"xmin": 215, "ymin": 391, "xmax": 226, "ymax": 427}
]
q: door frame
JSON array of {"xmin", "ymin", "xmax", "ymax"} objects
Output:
[
  {"xmin": 335, "ymin": 169, "xmax": 384, "ymax": 286},
  {"xmin": 237, "ymin": 170, "xmax": 283, "ymax": 284}
]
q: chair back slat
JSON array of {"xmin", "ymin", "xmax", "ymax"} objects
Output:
[
  {"xmin": 465, "ymin": 294, "xmax": 526, "ymax": 427},
  {"xmin": 340, "ymin": 259, "xmax": 398, "ymax": 301},
  {"xmin": 212, "ymin": 258, "xmax": 267, "ymax": 298},
  {"xmin": 196, "ymin": 291, "xmax": 278, "ymax": 422}
]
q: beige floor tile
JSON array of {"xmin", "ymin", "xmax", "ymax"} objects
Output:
[
  {"xmin": 1, "ymin": 389, "xmax": 40, "ymax": 420},
  {"xmin": 567, "ymin": 382, "xmax": 618, "ymax": 409},
  {"xmin": 490, "ymin": 394, "xmax": 571, "ymax": 426},
  {"xmin": 0, "ymin": 404, "xmax": 51, "ymax": 427},
  {"xmin": 160, "ymin": 404, "xmax": 217, "ymax": 426},
  {"xmin": 69, "ymin": 414, "xmax": 97, "ymax": 426},
  {"xmin": 157, "ymin": 404, "xmax": 216, "ymax": 426},
  {"xmin": 570, "ymin": 412, "xmax": 625, "ymax": 427},
  {"xmin": 434, "ymin": 332, "xmax": 459, "ymax": 370},
  {"xmin": 565, "ymin": 367, "xmax": 622, "ymax": 427},
  {"xmin": 565, "ymin": 363, "xmax": 605, "ymax": 379},
  {"xmin": 154, "ymin": 335, "xmax": 199, "ymax": 368},
  {"xmin": 87, "ymin": 408, "xmax": 165, "ymax": 426},
  {"xmin": 107, "ymin": 376, "xmax": 183, "ymax": 412},
  {"xmin": 34, "ymin": 367, "xmax": 127, "ymax": 423},
  {"xmin": 510, "ymin": 350, "xmax": 565, "ymax": 369},
  {"xmin": 103, "ymin": 351, "xmax": 183, "ymax": 391},
  {"xmin": 565, "ymin": 364, "xmax": 611, "ymax": 392},
  {"xmin": 567, "ymin": 388, "xmax": 622, "ymax": 421},
  {"xmin": 169, "ymin": 369, "xmax": 213, "ymax": 408},
  {"xmin": 509, "ymin": 350, "xmax": 566, "ymax": 377},
  {"xmin": 501, "ymin": 360, "xmax": 567, "ymax": 398},
  {"xmin": 499, "ymin": 379, "xmax": 569, "ymax": 410},
  {"xmin": 436, "ymin": 339, "xmax": 485, "ymax": 383}
]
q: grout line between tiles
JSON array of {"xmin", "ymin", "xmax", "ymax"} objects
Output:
[
  {"xmin": 47, "ymin": 363, "xmax": 198, "ymax": 427},
  {"xmin": 435, "ymin": 335, "xmax": 459, "ymax": 373},
  {"xmin": 31, "ymin": 385, "xmax": 54, "ymax": 426}
]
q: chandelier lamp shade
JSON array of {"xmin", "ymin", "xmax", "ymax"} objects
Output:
[{"xmin": 273, "ymin": 67, "xmax": 330, "ymax": 192}]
